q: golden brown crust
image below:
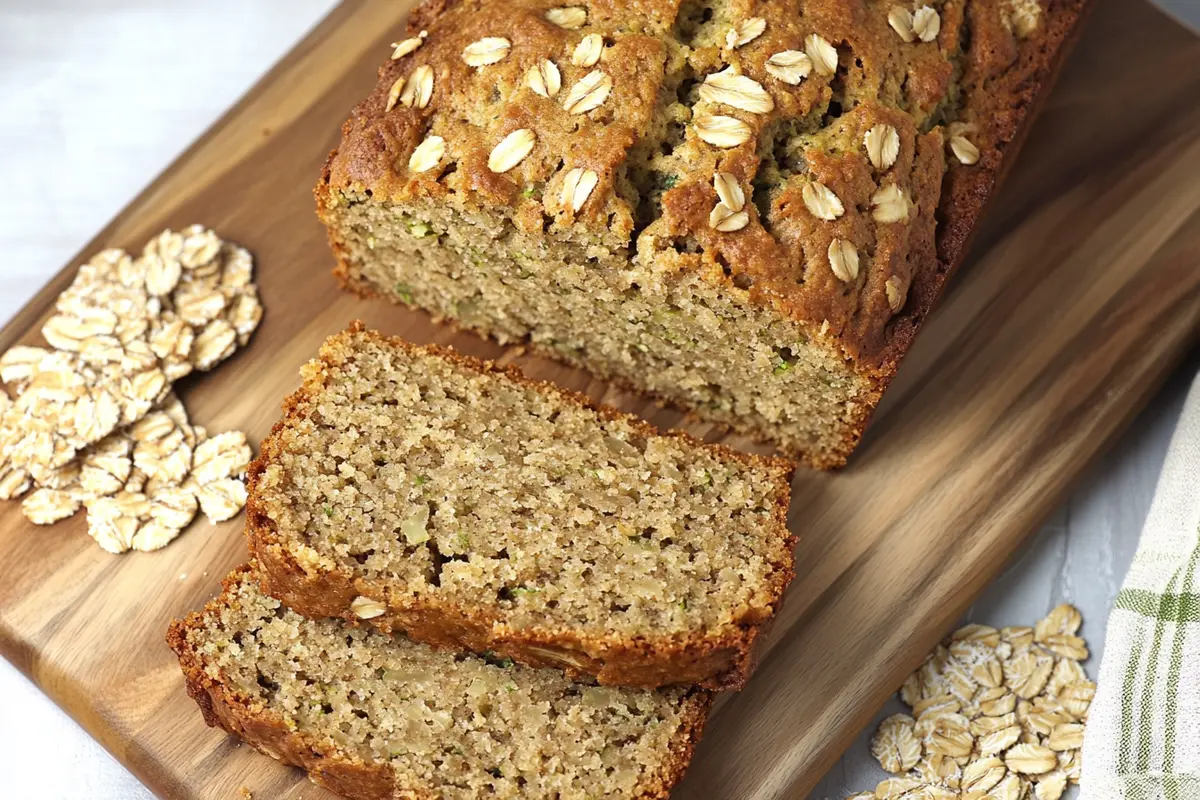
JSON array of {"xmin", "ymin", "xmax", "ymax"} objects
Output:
[
  {"xmin": 872, "ymin": 0, "xmax": 1094, "ymax": 379},
  {"xmin": 315, "ymin": 0, "xmax": 1091, "ymax": 470},
  {"xmin": 246, "ymin": 322, "xmax": 795, "ymax": 689},
  {"xmin": 166, "ymin": 565, "xmax": 713, "ymax": 800},
  {"xmin": 166, "ymin": 567, "xmax": 417, "ymax": 800},
  {"xmin": 319, "ymin": 0, "xmax": 1090, "ymax": 368}
]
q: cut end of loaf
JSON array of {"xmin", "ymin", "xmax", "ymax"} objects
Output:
[
  {"xmin": 168, "ymin": 567, "xmax": 711, "ymax": 800},
  {"xmin": 314, "ymin": 0, "xmax": 1090, "ymax": 469},
  {"xmin": 319, "ymin": 187, "xmax": 879, "ymax": 469},
  {"xmin": 246, "ymin": 324, "xmax": 795, "ymax": 688}
]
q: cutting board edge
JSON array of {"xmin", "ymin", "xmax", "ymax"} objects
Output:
[
  {"xmin": 778, "ymin": 318, "xmax": 1200, "ymax": 800},
  {"xmin": 0, "ymin": 0, "xmax": 1198, "ymax": 797}
]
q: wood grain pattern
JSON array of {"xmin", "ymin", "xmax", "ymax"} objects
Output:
[{"xmin": 0, "ymin": 1, "xmax": 1198, "ymax": 798}]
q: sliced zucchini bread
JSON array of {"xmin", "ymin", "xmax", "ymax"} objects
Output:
[
  {"xmin": 247, "ymin": 324, "xmax": 795, "ymax": 689},
  {"xmin": 168, "ymin": 567, "xmax": 710, "ymax": 800}
]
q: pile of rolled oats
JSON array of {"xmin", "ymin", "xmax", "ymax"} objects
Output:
[
  {"xmin": 852, "ymin": 605, "xmax": 1094, "ymax": 800},
  {"xmin": 0, "ymin": 226, "xmax": 262, "ymax": 553}
]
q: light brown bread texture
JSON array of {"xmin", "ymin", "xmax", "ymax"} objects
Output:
[
  {"xmin": 247, "ymin": 324, "xmax": 795, "ymax": 689},
  {"xmin": 316, "ymin": 0, "xmax": 1089, "ymax": 468},
  {"xmin": 167, "ymin": 567, "xmax": 711, "ymax": 800}
]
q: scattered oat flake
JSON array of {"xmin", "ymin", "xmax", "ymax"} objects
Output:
[
  {"xmin": 979, "ymin": 689, "xmax": 1017, "ymax": 717},
  {"xmin": 175, "ymin": 284, "xmax": 227, "ymax": 327},
  {"xmin": 0, "ymin": 345, "xmax": 51, "ymax": 388},
  {"xmin": 81, "ymin": 438, "xmax": 134, "ymax": 496},
  {"xmin": 874, "ymin": 776, "xmax": 924, "ymax": 798},
  {"xmin": 1034, "ymin": 770, "xmax": 1068, "ymax": 800},
  {"xmin": 871, "ymin": 714, "xmax": 921, "ymax": 774},
  {"xmin": 913, "ymin": 692, "xmax": 958, "ymax": 720},
  {"xmin": 962, "ymin": 756, "xmax": 1006, "ymax": 794},
  {"xmin": 953, "ymin": 623, "xmax": 1002, "ymax": 647},
  {"xmin": 1059, "ymin": 681, "xmax": 1096, "ymax": 718},
  {"xmin": 991, "ymin": 773, "xmax": 1025, "ymax": 800},
  {"xmin": 978, "ymin": 724, "xmax": 1022, "ymax": 755},
  {"xmin": 1042, "ymin": 633, "xmax": 1088, "ymax": 661},
  {"xmin": 1006, "ymin": 647, "xmax": 1055, "ymax": 698},
  {"xmin": 0, "ymin": 466, "xmax": 32, "ymax": 501},
  {"xmin": 1006, "ymin": 743, "xmax": 1057, "ymax": 775},
  {"xmin": 929, "ymin": 713, "xmax": 974, "ymax": 757},
  {"xmin": 1002, "ymin": 625, "xmax": 1035, "ymax": 650},
  {"xmin": 22, "ymin": 488, "xmax": 81, "ymax": 525},
  {"xmin": 1035, "ymin": 604, "xmax": 1082, "ymax": 640},
  {"xmin": 190, "ymin": 431, "xmax": 252, "ymax": 487},
  {"xmin": 195, "ymin": 478, "xmax": 248, "ymax": 524},
  {"xmin": 1047, "ymin": 722, "xmax": 1085, "ymax": 751},
  {"xmin": 1, "ymin": 227, "xmax": 260, "ymax": 553},
  {"xmin": 192, "ymin": 319, "xmax": 238, "ymax": 370},
  {"xmin": 227, "ymin": 290, "xmax": 262, "ymax": 347}
]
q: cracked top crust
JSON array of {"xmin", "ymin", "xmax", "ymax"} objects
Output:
[{"xmin": 321, "ymin": 0, "xmax": 1086, "ymax": 372}]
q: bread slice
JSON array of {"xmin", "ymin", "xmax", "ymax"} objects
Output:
[
  {"xmin": 247, "ymin": 323, "xmax": 795, "ymax": 689},
  {"xmin": 168, "ymin": 567, "xmax": 710, "ymax": 800}
]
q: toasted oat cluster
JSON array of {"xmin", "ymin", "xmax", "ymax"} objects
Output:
[
  {"xmin": 857, "ymin": 604, "xmax": 1094, "ymax": 800},
  {"xmin": 318, "ymin": 0, "xmax": 1086, "ymax": 468},
  {"xmin": 0, "ymin": 226, "xmax": 261, "ymax": 552},
  {"xmin": 169, "ymin": 569, "xmax": 710, "ymax": 800}
]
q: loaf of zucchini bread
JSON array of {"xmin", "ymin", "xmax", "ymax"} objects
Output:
[
  {"xmin": 316, "ymin": 0, "xmax": 1088, "ymax": 468},
  {"xmin": 168, "ymin": 567, "xmax": 710, "ymax": 800},
  {"xmin": 247, "ymin": 324, "xmax": 794, "ymax": 689}
]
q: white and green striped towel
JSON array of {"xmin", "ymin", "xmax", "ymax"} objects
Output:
[{"xmin": 1082, "ymin": 375, "xmax": 1200, "ymax": 799}]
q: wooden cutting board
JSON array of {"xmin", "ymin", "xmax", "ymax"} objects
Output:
[{"xmin": 1, "ymin": 1, "xmax": 1198, "ymax": 798}]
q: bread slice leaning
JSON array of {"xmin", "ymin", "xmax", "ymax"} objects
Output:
[
  {"xmin": 247, "ymin": 323, "xmax": 795, "ymax": 689},
  {"xmin": 168, "ymin": 567, "xmax": 710, "ymax": 800}
]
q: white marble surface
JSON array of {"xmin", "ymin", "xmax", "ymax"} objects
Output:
[{"xmin": 0, "ymin": 3, "xmax": 1196, "ymax": 799}]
